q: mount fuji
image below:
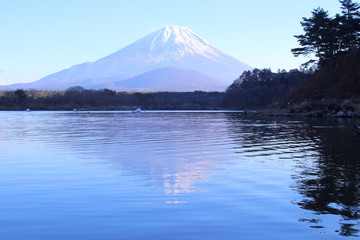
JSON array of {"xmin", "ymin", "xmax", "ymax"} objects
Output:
[{"xmin": 3, "ymin": 26, "xmax": 252, "ymax": 91}]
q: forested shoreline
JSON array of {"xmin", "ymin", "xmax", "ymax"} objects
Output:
[
  {"xmin": 0, "ymin": 68, "xmax": 310, "ymax": 111},
  {"xmin": 0, "ymin": 88, "xmax": 224, "ymax": 111}
]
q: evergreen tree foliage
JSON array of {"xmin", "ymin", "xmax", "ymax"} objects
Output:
[
  {"xmin": 338, "ymin": 0, "xmax": 360, "ymax": 50},
  {"xmin": 14, "ymin": 89, "xmax": 27, "ymax": 103},
  {"xmin": 292, "ymin": 0, "xmax": 360, "ymax": 67}
]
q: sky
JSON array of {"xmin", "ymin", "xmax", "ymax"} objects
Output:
[{"xmin": 0, "ymin": 0, "xmax": 344, "ymax": 85}]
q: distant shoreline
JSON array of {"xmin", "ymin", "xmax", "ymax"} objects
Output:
[
  {"xmin": 1, "ymin": 88, "xmax": 359, "ymax": 119},
  {"xmin": 1, "ymin": 106, "xmax": 359, "ymax": 119}
]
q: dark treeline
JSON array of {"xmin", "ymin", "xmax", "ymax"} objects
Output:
[
  {"xmin": 222, "ymin": 69, "xmax": 310, "ymax": 109},
  {"xmin": 0, "ymin": 86, "xmax": 224, "ymax": 110},
  {"xmin": 0, "ymin": 67, "xmax": 309, "ymax": 111}
]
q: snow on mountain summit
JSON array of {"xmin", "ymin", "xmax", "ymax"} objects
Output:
[
  {"xmin": 151, "ymin": 26, "xmax": 221, "ymax": 59},
  {"xmin": 106, "ymin": 25, "xmax": 221, "ymax": 61}
]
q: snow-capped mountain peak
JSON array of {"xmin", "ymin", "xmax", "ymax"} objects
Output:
[
  {"xmin": 1, "ymin": 26, "xmax": 253, "ymax": 91},
  {"xmin": 107, "ymin": 25, "xmax": 222, "ymax": 61}
]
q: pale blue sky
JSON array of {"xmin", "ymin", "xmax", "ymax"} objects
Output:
[{"xmin": 0, "ymin": 0, "xmax": 343, "ymax": 85}]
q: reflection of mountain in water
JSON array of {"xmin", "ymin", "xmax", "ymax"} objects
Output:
[
  {"xmin": 22, "ymin": 112, "xmax": 230, "ymax": 200},
  {"xmin": 225, "ymin": 114, "xmax": 360, "ymax": 237}
]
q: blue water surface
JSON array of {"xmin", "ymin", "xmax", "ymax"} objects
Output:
[{"xmin": 0, "ymin": 111, "xmax": 359, "ymax": 239}]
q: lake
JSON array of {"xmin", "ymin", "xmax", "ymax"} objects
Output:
[{"xmin": 0, "ymin": 111, "xmax": 359, "ymax": 239}]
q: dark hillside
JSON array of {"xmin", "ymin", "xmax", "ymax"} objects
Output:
[
  {"xmin": 285, "ymin": 50, "xmax": 360, "ymax": 102},
  {"xmin": 222, "ymin": 69, "xmax": 310, "ymax": 109},
  {"xmin": 283, "ymin": 50, "xmax": 360, "ymax": 115}
]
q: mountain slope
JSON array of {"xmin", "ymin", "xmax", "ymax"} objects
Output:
[{"xmin": 114, "ymin": 67, "xmax": 227, "ymax": 92}]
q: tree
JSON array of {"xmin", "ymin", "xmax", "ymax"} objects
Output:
[
  {"xmin": 292, "ymin": 8, "xmax": 340, "ymax": 66},
  {"xmin": 292, "ymin": 1, "xmax": 360, "ymax": 67},
  {"xmin": 14, "ymin": 89, "xmax": 27, "ymax": 103},
  {"xmin": 223, "ymin": 69, "xmax": 309, "ymax": 109},
  {"xmin": 65, "ymin": 86, "xmax": 87, "ymax": 95},
  {"xmin": 102, "ymin": 88, "xmax": 116, "ymax": 96},
  {"xmin": 338, "ymin": 0, "xmax": 360, "ymax": 51}
]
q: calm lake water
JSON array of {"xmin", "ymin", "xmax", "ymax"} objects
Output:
[{"xmin": 1, "ymin": 111, "xmax": 360, "ymax": 239}]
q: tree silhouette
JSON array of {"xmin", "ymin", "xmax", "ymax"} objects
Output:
[
  {"xmin": 292, "ymin": 8, "xmax": 339, "ymax": 67},
  {"xmin": 338, "ymin": 0, "xmax": 360, "ymax": 51},
  {"xmin": 292, "ymin": 0, "xmax": 360, "ymax": 67},
  {"xmin": 14, "ymin": 89, "xmax": 27, "ymax": 103}
]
